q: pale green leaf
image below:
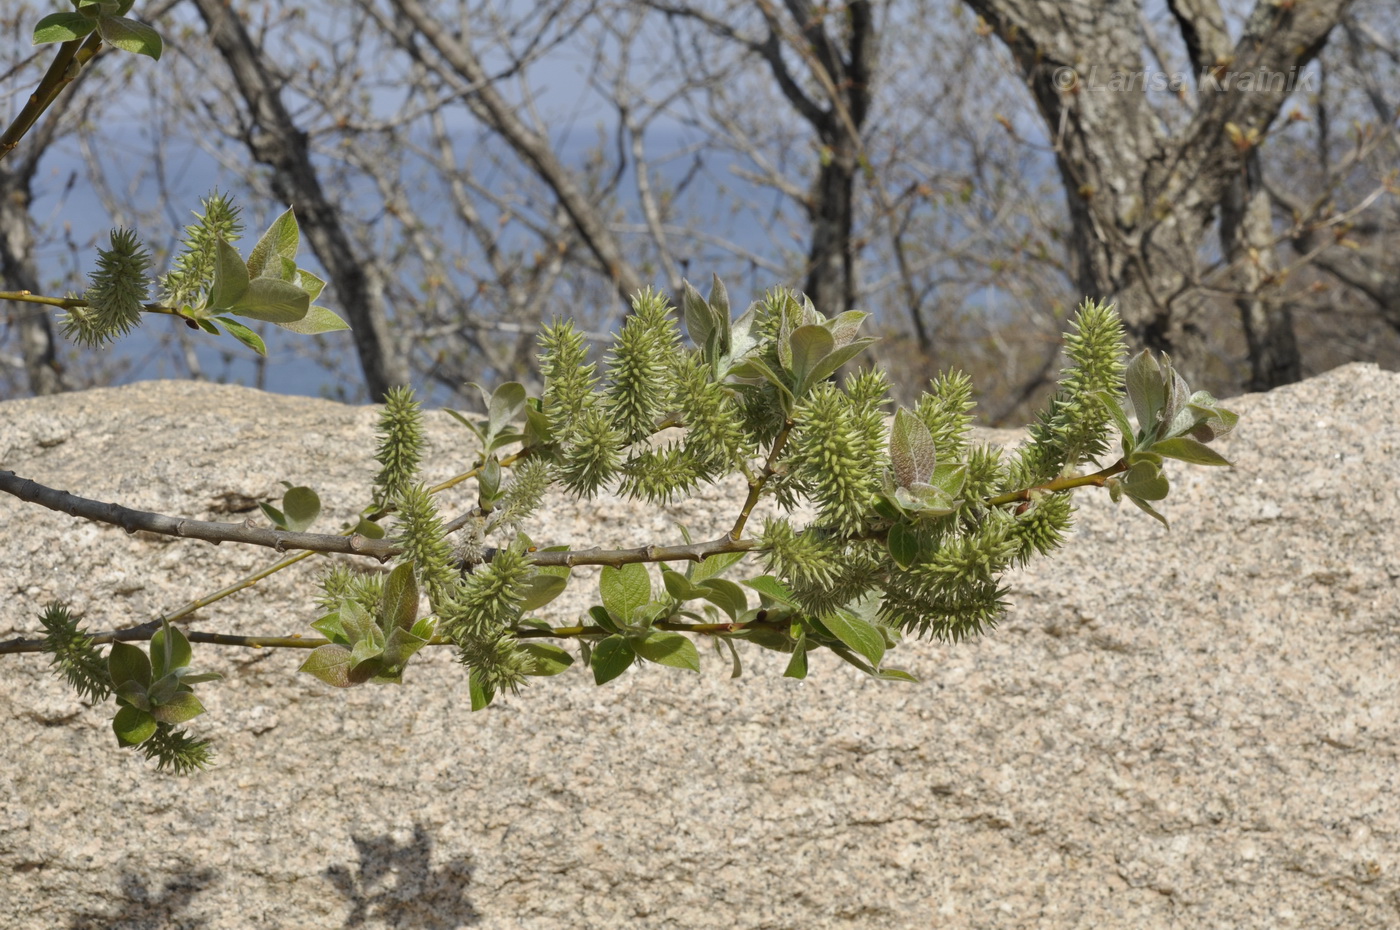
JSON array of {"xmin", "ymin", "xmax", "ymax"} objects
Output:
[
  {"xmin": 299, "ymin": 644, "xmax": 354, "ymax": 687},
  {"xmin": 246, "ymin": 207, "xmax": 299, "ymax": 279},
  {"xmin": 599, "ymin": 563, "xmax": 651, "ymax": 624},
  {"xmin": 821, "ymin": 610, "xmax": 886, "ymax": 667},
  {"xmin": 281, "ymin": 486, "xmax": 320, "ymax": 533},
  {"xmin": 591, "ymin": 634, "xmax": 635, "ymax": 684},
  {"xmin": 97, "ymin": 15, "xmax": 162, "ymax": 59},
  {"xmin": 214, "ymin": 316, "xmax": 267, "ymax": 356},
  {"xmin": 890, "ymin": 408, "xmax": 936, "ymax": 488},
  {"xmin": 205, "ymin": 238, "xmax": 250, "ymax": 311},
  {"xmin": 149, "ymin": 691, "xmax": 205, "ymax": 725},
  {"xmin": 275, "ymin": 305, "xmax": 350, "ymax": 335},
  {"xmin": 1149, "ymin": 436, "xmax": 1232, "ymax": 467},
  {"xmin": 227, "ymin": 277, "xmax": 310, "ymax": 323},
  {"xmin": 632, "ymin": 630, "xmax": 699, "ymax": 671},
  {"xmin": 33, "ymin": 12, "xmax": 97, "ymax": 45},
  {"xmin": 108, "ymin": 641, "xmax": 151, "ymax": 690},
  {"xmin": 519, "ymin": 642, "xmax": 574, "ymax": 676},
  {"xmin": 379, "ymin": 562, "xmax": 419, "ymax": 632},
  {"xmin": 112, "ymin": 705, "xmax": 156, "ymax": 747}
]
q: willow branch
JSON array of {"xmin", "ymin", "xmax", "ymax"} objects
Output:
[
  {"xmin": 0, "ymin": 290, "xmax": 190, "ymax": 319},
  {"xmin": 730, "ymin": 418, "xmax": 795, "ymax": 539},
  {"xmin": 0, "ymin": 615, "xmax": 791, "ymax": 654},
  {"xmin": 0, "ymin": 469, "xmax": 397, "ymax": 559},
  {"xmin": 984, "ymin": 459, "xmax": 1129, "ymax": 506},
  {"xmin": 0, "ymin": 33, "xmax": 103, "ymax": 162},
  {"xmin": 0, "ymin": 469, "xmax": 761, "ymax": 569}
]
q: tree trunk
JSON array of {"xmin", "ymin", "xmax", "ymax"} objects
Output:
[
  {"xmin": 1, "ymin": 168, "xmax": 66, "ymax": 395},
  {"xmin": 192, "ymin": 0, "xmax": 411, "ymax": 401},
  {"xmin": 963, "ymin": 0, "xmax": 1350, "ymax": 385}
]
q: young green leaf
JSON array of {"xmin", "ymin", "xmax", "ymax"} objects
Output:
[
  {"xmin": 33, "ymin": 13, "xmax": 97, "ymax": 45},
  {"xmin": 599, "ymin": 563, "xmax": 651, "ymax": 625},
  {"xmin": 591, "ymin": 634, "xmax": 635, "ymax": 685},
  {"xmin": 519, "ymin": 642, "xmax": 575, "ymax": 676},
  {"xmin": 469, "ymin": 668, "xmax": 495, "ymax": 711},
  {"xmin": 96, "ymin": 15, "xmax": 162, "ymax": 59},
  {"xmin": 631, "ymin": 630, "xmax": 700, "ymax": 671},
  {"xmin": 519, "ymin": 573, "xmax": 569, "ymax": 612},
  {"xmin": 275, "ymin": 305, "xmax": 350, "ymax": 335},
  {"xmin": 1149, "ymin": 436, "xmax": 1232, "ymax": 467},
  {"xmin": 820, "ymin": 610, "xmax": 886, "ymax": 667},
  {"xmin": 214, "ymin": 317, "xmax": 267, "ymax": 356},
  {"xmin": 783, "ymin": 638, "xmax": 809, "ymax": 679},
  {"xmin": 112, "ymin": 705, "xmax": 157, "ymax": 747},
  {"xmin": 108, "ymin": 641, "xmax": 152, "ymax": 690},
  {"xmin": 226, "ymin": 277, "xmax": 310, "ymax": 323},
  {"xmin": 887, "ymin": 521, "xmax": 918, "ymax": 570},
  {"xmin": 205, "ymin": 239, "xmax": 250, "ymax": 310},
  {"xmin": 149, "ymin": 691, "xmax": 206, "ymax": 725},
  {"xmin": 890, "ymin": 408, "xmax": 936, "ymax": 488},
  {"xmin": 150, "ymin": 622, "xmax": 192, "ymax": 678},
  {"xmin": 299, "ymin": 644, "xmax": 354, "ymax": 688},
  {"xmin": 379, "ymin": 562, "xmax": 419, "ymax": 633},
  {"xmin": 281, "ymin": 486, "xmax": 321, "ymax": 533},
  {"xmin": 246, "ymin": 208, "xmax": 300, "ymax": 279}
]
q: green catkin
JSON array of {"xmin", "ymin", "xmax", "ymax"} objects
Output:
[
  {"xmin": 494, "ymin": 458, "xmax": 552, "ymax": 531},
  {"xmin": 372, "ymin": 386, "xmax": 425, "ymax": 510},
  {"xmin": 37, "ymin": 603, "xmax": 111, "ymax": 703},
  {"xmin": 1009, "ymin": 491, "xmax": 1075, "ymax": 566},
  {"xmin": 604, "ymin": 288, "xmax": 681, "ymax": 442},
  {"xmin": 538, "ymin": 318, "xmax": 598, "ymax": 440},
  {"xmin": 316, "ymin": 564, "xmax": 383, "ymax": 616},
  {"xmin": 789, "ymin": 383, "xmax": 881, "ymax": 535},
  {"xmin": 140, "ymin": 725, "xmax": 214, "ymax": 775},
  {"xmin": 558, "ymin": 407, "xmax": 624, "ymax": 498},
  {"xmin": 760, "ymin": 519, "xmax": 841, "ymax": 590},
  {"xmin": 676, "ymin": 354, "xmax": 750, "ymax": 476},
  {"xmin": 1010, "ymin": 299, "xmax": 1126, "ymax": 486},
  {"xmin": 439, "ymin": 545, "xmax": 533, "ymax": 693},
  {"xmin": 393, "ymin": 483, "xmax": 457, "ymax": 611},
  {"xmin": 915, "ymin": 371, "xmax": 975, "ymax": 461},
  {"xmin": 62, "ymin": 229, "xmax": 153, "ymax": 347},
  {"xmin": 620, "ymin": 446, "xmax": 700, "ymax": 504},
  {"xmin": 160, "ymin": 191, "xmax": 242, "ymax": 310}
]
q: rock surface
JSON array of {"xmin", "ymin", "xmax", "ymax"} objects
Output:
[{"xmin": 0, "ymin": 364, "xmax": 1397, "ymax": 929}]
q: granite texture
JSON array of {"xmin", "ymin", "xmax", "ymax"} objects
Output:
[{"xmin": 0, "ymin": 363, "xmax": 1397, "ymax": 928}]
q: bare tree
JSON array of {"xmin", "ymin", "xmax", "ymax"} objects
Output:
[
  {"xmin": 187, "ymin": 0, "xmax": 412, "ymax": 400},
  {"xmin": 962, "ymin": 0, "xmax": 1354, "ymax": 387}
]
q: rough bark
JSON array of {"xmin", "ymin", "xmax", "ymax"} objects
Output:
[
  {"xmin": 757, "ymin": 0, "xmax": 876, "ymax": 316},
  {"xmin": 1, "ymin": 159, "xmax": 67, "ymax": 396},
  {"xmin": 962, "ymin": 0, "xmax": 1351, "ymax": 385},
  {"xmin": 191, "ymin": 0, "xmax": 411, "ymax": 401}
]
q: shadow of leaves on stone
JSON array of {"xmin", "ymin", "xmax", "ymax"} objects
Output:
[
  {"xmin": 66, "ymin": 868, "xmax": 219, "ymax": 930},
  {"xmin": 325, "ymin": 823, "xmax": 479, "ymax": 928}
]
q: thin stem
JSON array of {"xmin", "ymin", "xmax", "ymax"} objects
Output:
[
  {"xmin": 983, "ymin": 459, "xmax": 1129, "ymax": 507},
  {"xmin": 0, "ymin": 291, "xmax": 189, "ymax": 317},
  {"xmin": 0, "ymin": 33, "xmax": 103, "ymax": 162},
  {"xmin": 160, "ymin": 550, "xmax": 317, "ymax": 626},
  {"xmin": 730, "ymin": 418, "xmax": 795, "ymax": 539},
  {"xmin": 0, "ymin": 615, "xmax": 791, "ymax": 654}
]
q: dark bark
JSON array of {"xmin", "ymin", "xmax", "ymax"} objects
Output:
[
  {"xmin": 191, "ymin": 0, "xmax": 411, "ymax": 401},
  {"xmin": 1, "ymin": 160, "xmax": 67, "ymax": 396},
  {"xmin": 761, "ymin": 0, "xmax": 876, "ymax": 316},
  {"xmin": 962, "ymin": 0, "xmax": 1351, "ymax": 385}
]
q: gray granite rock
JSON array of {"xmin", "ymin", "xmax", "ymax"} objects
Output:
[{"xmin": 0, "ymin": 364, "xmax": 1397, "ymax": 929}]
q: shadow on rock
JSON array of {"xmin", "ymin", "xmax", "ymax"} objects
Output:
[
  {"xmin": 325, "ymin": 823, "xmax": 479, "ymax": 928},
  {"xmin": 67, "ymin": 868, "xmax": 219, "ymax": 929}
]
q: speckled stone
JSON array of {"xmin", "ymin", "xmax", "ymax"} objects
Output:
[{"xmin": 1, "ymin": 363, "xmax": 1397, "ymax": 929}]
